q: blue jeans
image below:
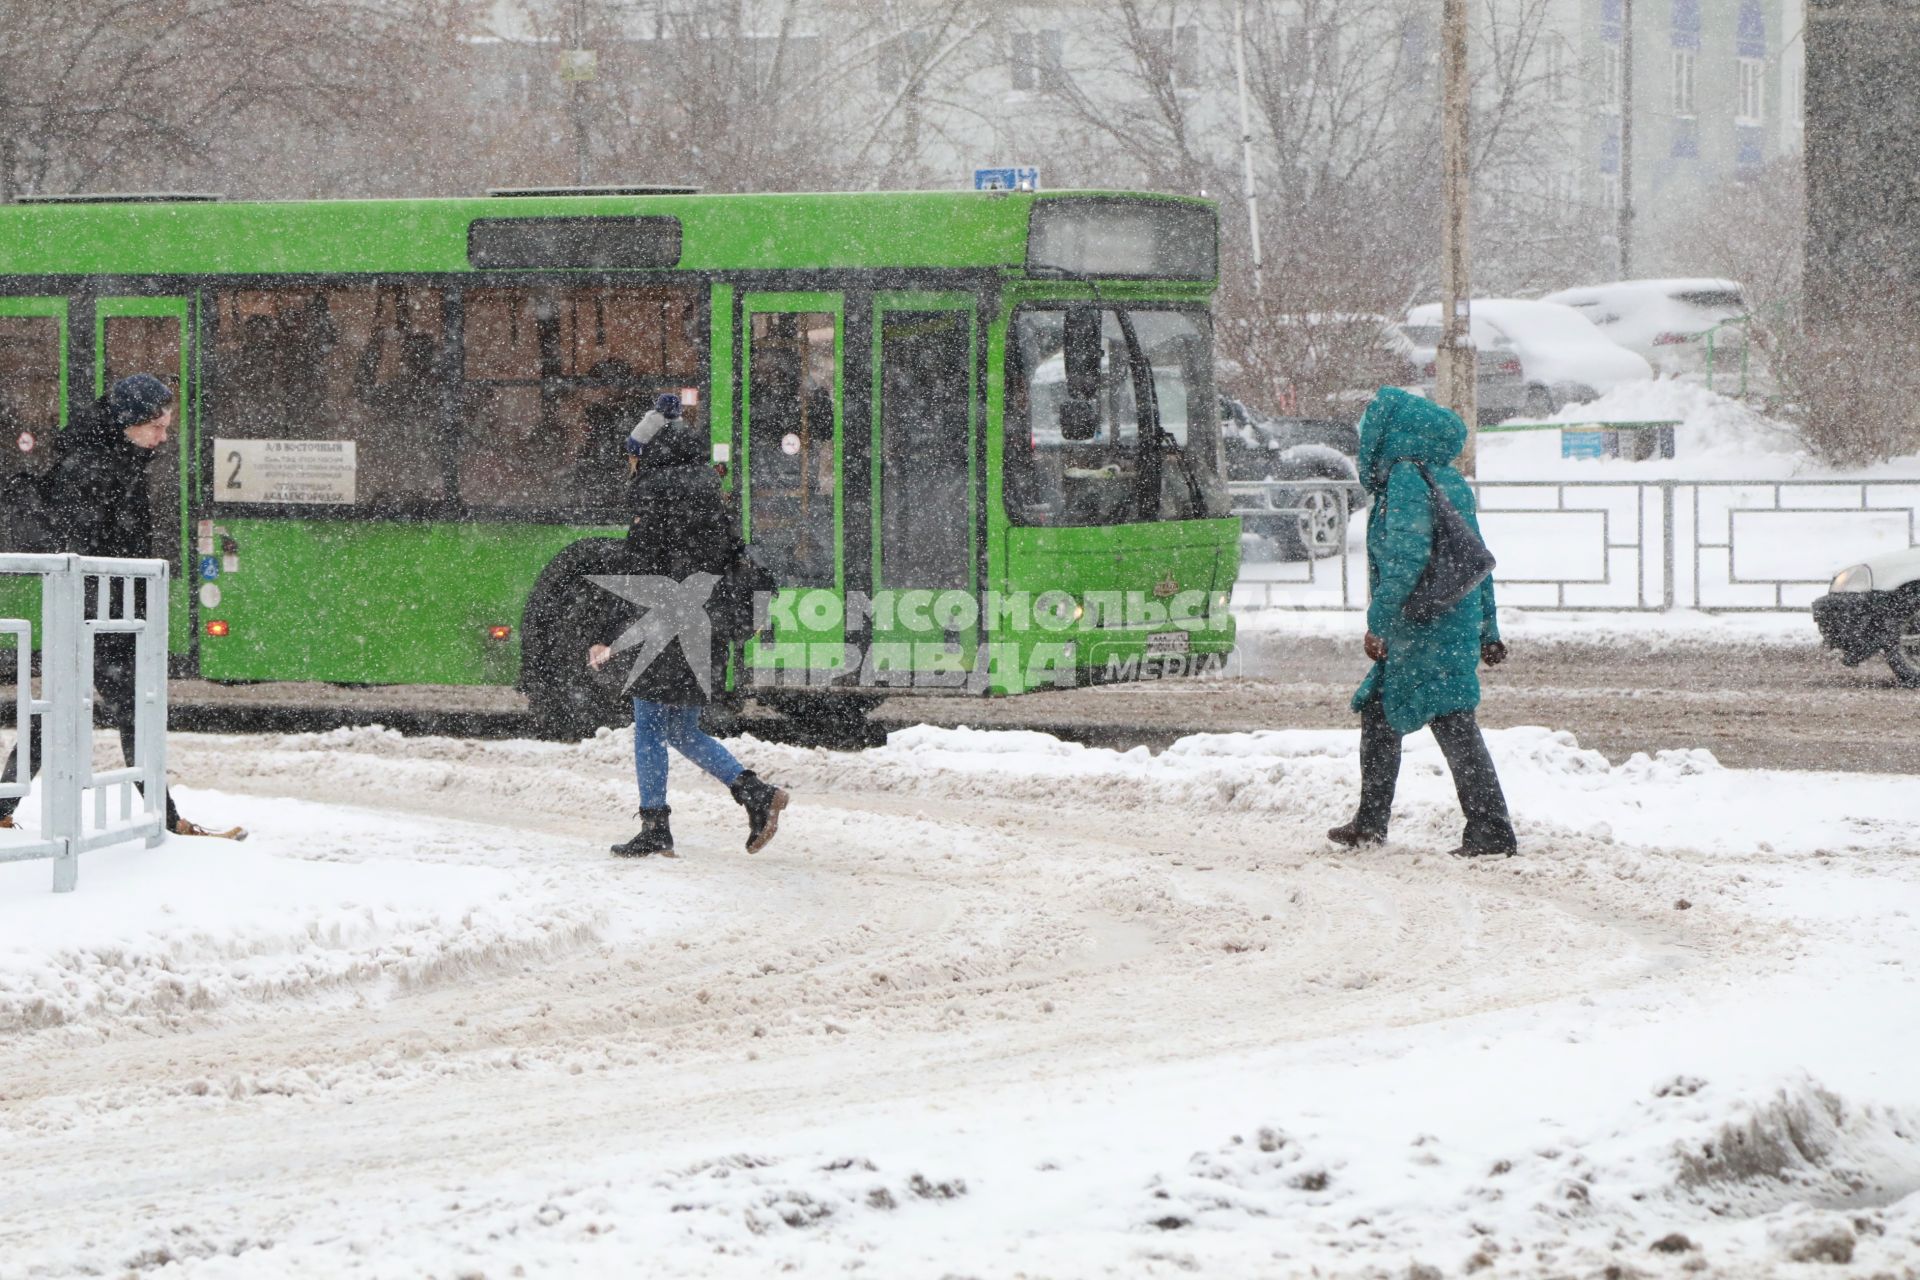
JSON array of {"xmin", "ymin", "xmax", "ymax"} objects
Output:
[{"xmin": 632, "ymin": 700, "xmax": 744, "ymax": 809}]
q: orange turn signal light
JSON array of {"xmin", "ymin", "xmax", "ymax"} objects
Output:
[
  {"xmin": 487, "ymin": 625, "xmax": 512, "ymax": 642},
  {"xmin": 206, "ymin": 620, "xmax": 230, "ymax": 638}
]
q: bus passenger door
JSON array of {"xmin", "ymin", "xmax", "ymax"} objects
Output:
[
  {"xmin": 97, "ymin": 297, "xmax": 194, "ymax": 656},
  {"xmin": 0, "ymin": 297, "xmax": 68, "ymax": 630},
  {"xmin": 869, "ymin": 297, "xmax": 977, "ymax": 679},
  {"xmin": 739, "ymin": 294, "xmax": 844, "ymax": 679}
]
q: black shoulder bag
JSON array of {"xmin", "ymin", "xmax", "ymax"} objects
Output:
[
  {"xmin": 1396, "ymin": 460, "xmax": 1496, "ymax": 624},
  {"xmin": 709, "ymin": 540, "xmax": 778, "ymax": 648}
]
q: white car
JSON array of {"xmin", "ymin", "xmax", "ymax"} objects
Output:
[
  {"xmin": 1541, "ymin": 278, "xmax": 1764, "ymax": 394},
  {"xmin": 1405, "ymin": 299, "xmax": 1653, "ymax": 419},
  {"xmin": 1813, "ymin": 546, "xmax": 1920, "ymax": 686}
]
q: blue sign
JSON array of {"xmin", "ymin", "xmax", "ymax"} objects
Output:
[
  {"xmin": 1561, "ymin": 431, "xmax": 1607, "ymax": 461},
  {"xmin": 199, "ymin": 556, "xmax": 220, "ymax": 581},
  {"xmin": 973, "ymin": 166, "xmax": 1039, "ymax": 192}
]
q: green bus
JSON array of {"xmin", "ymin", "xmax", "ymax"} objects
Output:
[{"xmin": 0, "ymin": 188, "xmax": 1238, "ymax": 733}]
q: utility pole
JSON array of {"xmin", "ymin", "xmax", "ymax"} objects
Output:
[
  {"xmin": 1618, "ymin": 0, "xmax": 1635, "ymax": 277},
  {"xmin": 1439, "ymin": 0, "xmax": 1478, "ymax": 472},
  {"xmin": 1233, "ymin": 0, "xmax": 1265, "ymax": 295}
]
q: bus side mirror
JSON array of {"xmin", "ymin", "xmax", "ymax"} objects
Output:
[
  {"xmin": 1064, "ymin": 306, "xmax": 1101, "ymax": 400},
  {"xmin": 1059, "ymin": 399, "xmax": 1100, "ymax": 441}
]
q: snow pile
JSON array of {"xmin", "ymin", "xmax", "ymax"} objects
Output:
[
  {"xmin": 1485, "ymin": 378, "xmax": 1920, "ymax": 481},
  {"xmin": 744, "ymin": 723, "xmax": 1911, "ymax": 859},
  {"xmin": 1662, "ymin": 1076, "xmax": 1920, "ymax": 1217},
  {"xmin": 0, "ymin": 788, "xmax": 601, "ymax": 1035},
  {"xmin": 1234, "ymin": 605, "xmax": 1819, "ymax": 645},
  {"xmin": 1109, "ymin": 1073, "xmax": 1920, "ymax": 1276}
]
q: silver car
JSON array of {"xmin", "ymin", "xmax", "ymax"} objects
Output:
[{"xmin": 1397, "ymin": 322, "xmax": 1528, "ymax": 424}]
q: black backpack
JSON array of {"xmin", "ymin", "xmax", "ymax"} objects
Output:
[
  {"xmin": 1395, "ymin": 460, "xmax": 1496, "ymax": 624},
  {"xmin": 0, "ymin": 469, "xmax": 56, "ymax": 553}
]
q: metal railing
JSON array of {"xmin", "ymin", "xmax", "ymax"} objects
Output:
[
  {"xmin": 1229, "ymin": 481, "xmax": 1359, "ymax": 607},
  {"xmin": 1702, "ymin": 315, "xmax": 1754, "ymax": 398},
  {"xmin": 1233, "ymin": 479, "xmax": 1920, "ymax": 614},
  {"xmin": 0, "ymin": 554, "xmax": 169, "ymax": 892}
]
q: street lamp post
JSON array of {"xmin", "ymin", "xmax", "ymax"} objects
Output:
[
  {"xmin": 564, "ymin": 0, "xmax": 596, "ymax": 186},
  {"xmin": 1618, "ymin": 0, "xmax": 1636, "ymax": 277},
  {"xmin": 1233, "ymin": 0, "xmax": 1265, "ymax": 296}
]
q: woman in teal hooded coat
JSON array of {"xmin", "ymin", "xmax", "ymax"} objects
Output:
[{"xmin": 1327, "ymin": 387, "xmax": 1517, "ymax": 857}]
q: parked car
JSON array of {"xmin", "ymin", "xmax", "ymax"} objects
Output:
[
  {"xmin": 1541, "ymin": 277, "xmax": 1767, "ymax": 395},
  {"xmin": 1406, "ymin": 299, "xmax": 1655, "ymax": 419},
  {"xmin": 1220, "ymin": 395, "xmax": 1363, "ymax": 561},
  {"xmin": 1396, "ymin": 318, "xmax": 1528, "ymax": 424},
  {"xmin": 1812, "ymin": 547, "xmax": 1920, "ymax": 687}
]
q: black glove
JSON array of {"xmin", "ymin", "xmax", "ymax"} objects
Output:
[{"xmin": 1481, "ymin": 640, "xmax": 1508, "ymax": 667}]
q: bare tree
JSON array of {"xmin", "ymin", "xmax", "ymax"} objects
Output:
[
  {"xmin": 0, "ymin": 0, "xmax": 474, "ymax": 201},
  {"xmin": 474, "ymin": 0, "xmax": 996, "ymax": 193},
  {"xmin": 1648, "ymin": 157, "xmax": 1805, "ymax": 317},
  {"xmin": 1654, "ymin": 158, "xmax": 1916, "ymax": 466},
  {"xmin": 1007, "ymin": 0, "xmax": 1569, "ymax": 415}
]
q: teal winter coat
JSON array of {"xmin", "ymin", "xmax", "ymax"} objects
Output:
[{"xmin": 1350, "ymin": 388, "xmax": 1500, "ymax": 734}]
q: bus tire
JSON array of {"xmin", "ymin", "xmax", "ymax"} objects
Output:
[
  {"xmin": 758, "ymin": 690, "xmax": 885, "ymax": 741},
  {"xmin": 521, "ymin": 538, "xmax": 631, "ymax": 741}
]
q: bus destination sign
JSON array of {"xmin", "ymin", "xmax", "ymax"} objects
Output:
[{"xmin": 214, "ymin": 439, "xmax": 358, "ymax": 505}]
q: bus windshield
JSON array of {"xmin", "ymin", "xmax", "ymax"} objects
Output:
[{"xmin": 1005, "ymin": 307, "xmax": 1227, "ymax": 527}]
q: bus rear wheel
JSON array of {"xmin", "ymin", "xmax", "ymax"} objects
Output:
[
  {"xmin": 521, "ymin": 539, "xmax": 632, "ymax": 741},
  {"xmin": 757, "ymin": 690, "xmax": 887, "ymax": 745}
]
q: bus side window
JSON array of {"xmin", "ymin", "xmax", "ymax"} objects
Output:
[
  {"xmin": 457, "ymin": 285, "xmax": 706, "ymax": 514},
  {"xmin": 209, "ymin": 285, "xmax": 451, "ymax": 510},
  {"xmin": 0, "ymin": 312, "xmax": 63, "ymax": 488}
]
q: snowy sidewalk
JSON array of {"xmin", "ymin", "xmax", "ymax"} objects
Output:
[{"xmin": 2, "ymin": 723, "xmax": 1917, "ymax": 1277}]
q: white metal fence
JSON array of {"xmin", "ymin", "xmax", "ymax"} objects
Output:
[
  {"xmin": 0, "ymin": 554, "xmax": 170, "ymax": 892},
  {"xmin": 1233, "ymin": 479, "xmax": 1920, "ymax": 613}
]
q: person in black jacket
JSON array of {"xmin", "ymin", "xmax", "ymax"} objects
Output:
[
  {"xmin": 587, "ymin": 396, "xmax": 789, "ymax": 858},
  {"xmin": 0, "ymin": 375, "xmax": 243, "ymax": 841}
]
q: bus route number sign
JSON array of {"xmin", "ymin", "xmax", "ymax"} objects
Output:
[{"xmin": 214, "ymin": 439, "xmax": 358, "ymax": 505}]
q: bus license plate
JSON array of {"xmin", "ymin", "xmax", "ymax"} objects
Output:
[{"xmin": 1146, "ymin": 631, "xmax": 1190, "ymax": 655}]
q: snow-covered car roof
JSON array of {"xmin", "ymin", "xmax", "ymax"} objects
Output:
[
  {"xmin": 1544, "ymin": 278, "xmax": 1747, "ymax": 308},
  {"xmin": 1541, "ymin": 280, "xmax": 1750, "ymax": 354},
  {"xmin": 1405, "ymin": 299, "xmax": 1653, "ymax": 394}
]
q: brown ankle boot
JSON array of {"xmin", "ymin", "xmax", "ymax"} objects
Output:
[{"xmin": 173, "ymin": 819, "xmax": 249, "ymax": 841}]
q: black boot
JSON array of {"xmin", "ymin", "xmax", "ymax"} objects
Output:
[
  {"xmin": 728, "ymin": 771, "xmax": 789, "ymax": 854},
  {"xmin": 1326, "ymin": 821, "xmax": 1385, "ymax": 849},
  {"xmin": 612, "ymin": 806, "xmax": 675, "ymax": 858},
  {"xmin": 1446, "ymin": 840, "xmax": 1517, "ymax": 859}
]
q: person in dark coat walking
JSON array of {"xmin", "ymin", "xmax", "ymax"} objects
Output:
[
  {"xmin": 0, "ymin": 375, "xmax": 243, "ymax": 840},
  {"xmin": 1327, "ymin": 387, "xmax": 1516, "ymax": 858},
  {"xmin": 587, "ymin": 396, "xmax": 789, "ymax": 858}
]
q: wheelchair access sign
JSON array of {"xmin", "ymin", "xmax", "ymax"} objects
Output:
[{"xmin": 973, "ymin": 166, "xmax": 1040, "ymax": 192}]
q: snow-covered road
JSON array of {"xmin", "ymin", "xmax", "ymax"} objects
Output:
[{"xmin": 2, "ymin": 724, "xmax": 1918, "ymax": 1277}]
